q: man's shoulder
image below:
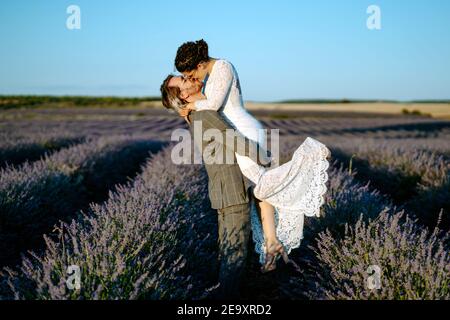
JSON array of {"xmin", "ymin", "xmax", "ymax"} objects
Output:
[
  {"xmin": 191, "ymin": 110, "xmax": 216, "ymax": 120},
  {"xmin": 191, "ymin": 110, "xmax": 228, "ymax": 129}
]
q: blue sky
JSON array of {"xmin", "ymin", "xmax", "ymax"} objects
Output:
[{"xmin": 1, "ymin": 0, "xmax": 449, "ymax": 101}]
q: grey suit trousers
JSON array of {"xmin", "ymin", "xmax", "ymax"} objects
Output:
[{"xmin": 215, "ymin": 199, "xmax": 252, "ymax": 299}]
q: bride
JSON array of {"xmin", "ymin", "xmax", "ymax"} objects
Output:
[{"xmin": 162, "ymin": 39, "xmax": 331, "ymax": 273}]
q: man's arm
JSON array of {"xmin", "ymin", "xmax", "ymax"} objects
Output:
[{"xmin": 196, "ymin": 111, "xmax": 271, "ymax": 166}]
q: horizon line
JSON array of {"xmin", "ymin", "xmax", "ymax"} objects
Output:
[{"xmin": 1, "ymin": 94, "xmax": 450, "ymax": 104}]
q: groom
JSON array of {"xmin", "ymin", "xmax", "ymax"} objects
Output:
[{"xmin": 161, "ymin": 76, "xmax": 271, "ymax": 299}]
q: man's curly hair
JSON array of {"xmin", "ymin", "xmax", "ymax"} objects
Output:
[{"xmin": 175, "ymin": 39, "xmax": 209, "ymax": 73}]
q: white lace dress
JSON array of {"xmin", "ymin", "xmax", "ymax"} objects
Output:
[{"xmin": 195, "ymin": 59, "xmax": 331, "ymax": 265}]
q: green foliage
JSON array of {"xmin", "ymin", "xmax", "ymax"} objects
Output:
[{"xmin": 0, "ymin": 95, "xmax": 161, "ymax": 109}]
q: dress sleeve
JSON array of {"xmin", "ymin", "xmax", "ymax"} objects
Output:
[{"xmin": 194, "ymin": 61, "xmax": 233, "ymax": 111}]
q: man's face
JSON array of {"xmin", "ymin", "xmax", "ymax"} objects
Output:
[{"xmin": 168, "ymin": 76, "xmax": 202, "ymax": 100}]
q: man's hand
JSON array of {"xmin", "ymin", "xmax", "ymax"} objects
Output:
[
  {"xmin": 179, "ymin": 108, "xmax": 190, "ymax": 118},
  {"xmin": 186, "ymin": 102, "xmax": 196, "ymax": 112},
  {"xmin": 178, "ymin": 102, "xmax": 196, "ymax": 118},
  {"xmin": 258, "ymin": 152, "xmax": 273, "ymax": 168}
]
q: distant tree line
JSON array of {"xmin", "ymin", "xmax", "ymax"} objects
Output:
[{"xmin": 0, "ymin": 95, "xmax": 161, "ymax": 109}]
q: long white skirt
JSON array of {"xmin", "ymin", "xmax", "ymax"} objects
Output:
[
  {"xmin": 244, "ymin": 137, "xmax": 330, "ymax": 265},
  {"xmin": 222, "ymin": 111, "xmax": 331, "ymax": 265},
  {"xmin": 223, "ymin": 109, "xmax": 330, "ymax": 264}
]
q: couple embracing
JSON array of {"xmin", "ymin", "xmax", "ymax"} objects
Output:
[{"xmin": 160, "ymin": 39, "xmax": 331, "ymax": 299}]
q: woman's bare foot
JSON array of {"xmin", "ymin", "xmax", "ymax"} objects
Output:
[
  {"xmin": 260, "ymin": 239, "xmax": 283, "ymax": 273},
  {"xmin": 261, "ymin": 239, "xmax": 303, "ymax": 274}
]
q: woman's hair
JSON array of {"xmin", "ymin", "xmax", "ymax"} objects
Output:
[
  {"xmin": 175, "ymin": 39, "xmax": 209, "ymax": 72},
  {"xmin": 160, "ymin": 75, "xmax": 185, "ymax": 113}
]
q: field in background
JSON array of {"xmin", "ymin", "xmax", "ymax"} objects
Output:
[
  {"xmin": 0, "ymin": 102, "xmax": 449, "ymax": 300},
  {"xmin": 246, "ymin": 102, "xmax": 450, "ymax": 119},
  {"xmin": 1, "ymin": 95, "xmax": 449, "ymax": 119}
]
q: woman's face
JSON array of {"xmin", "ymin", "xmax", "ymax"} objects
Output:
[
  {"xmin": 182, "ymin": 62, "xmax": 208, "ymax": 81},
  {"xmin": 168, "ymin": 76, "xmax": 202, "ymax": 101}
]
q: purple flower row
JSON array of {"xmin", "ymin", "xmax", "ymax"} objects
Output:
[{"xmin": 0, "ymin": 135, "xmax": 163, "ymax": 268}]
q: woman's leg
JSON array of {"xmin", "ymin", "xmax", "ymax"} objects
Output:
[
  {"xmin": 254, "ymin": 196, "xmax": 285, "ymax": 271},
  {"xmin": 254, "ymin": 197, "xmax": 278, "ymax": 248}
]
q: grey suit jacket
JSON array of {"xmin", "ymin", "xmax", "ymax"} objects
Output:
[{"xmin": 188, "ymin": 110, "xmax": 270, "ymax": 209}]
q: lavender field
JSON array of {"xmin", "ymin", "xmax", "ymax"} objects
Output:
[{"xmin": 0, "ymin": 107, "xmax": 449, "ymax": 300}]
